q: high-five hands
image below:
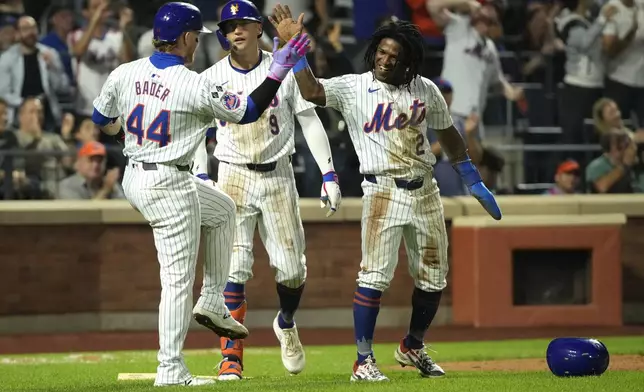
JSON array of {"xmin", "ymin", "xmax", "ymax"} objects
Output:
[{"xmin": 268, "ymin": 33, "xmax": 311, "ymax": 82}]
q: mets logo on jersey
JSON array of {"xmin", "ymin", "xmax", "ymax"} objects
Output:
[
  {"xmin": 230, "ymin": 4, "xmax": 239, "ymax": 14},
  {"xmin": 222, "ymin": 92, "xmax": 241, "ymax": 110}
]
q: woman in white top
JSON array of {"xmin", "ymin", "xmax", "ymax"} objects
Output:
[
  {"xmin": 601, "ymin": 0, "xmax": 644, "ymax": 128},
  {"xmin": 555, "ymin": 0, "xmax": 617, "ymax": 153}
]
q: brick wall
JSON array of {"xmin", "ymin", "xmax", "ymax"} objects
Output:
[{"xmin": 2, "ymin": 218, "xmax": 643, "ymax": 317}]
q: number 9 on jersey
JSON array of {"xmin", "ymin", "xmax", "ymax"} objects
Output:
[{"xmin": 269, "ymin": 114, "xmax": 280, "ymax": 135}]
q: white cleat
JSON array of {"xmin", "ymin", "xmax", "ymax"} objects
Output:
[
  {"xmin": 394, "ymin": 340, "xmax": 446, "ymax": 377},
  {"xmin": 350, "ymin": 355, "xmax": 389, "ymax": 382},
  {"xmin": 272, "ymin": 312, "xmax": 305, "ymax": 374},
  {"xmin": 193, "ymin": 306, "xmax": 249, "ymax": 340},
  {"xmin": 154, "ymin": 377, "xmax": 216, "ymax": 387}
]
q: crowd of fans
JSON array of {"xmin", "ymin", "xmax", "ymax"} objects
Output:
[{"xmin": 0, "ymin": 0, "xmax": 642, "ymax": 201}]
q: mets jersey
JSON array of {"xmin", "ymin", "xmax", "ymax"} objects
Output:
[
  {"xmin": 202, "ymin": 50, "xmax": 315, "ymax": 164},
  {"xmin": 320, "ymin": 72, "xmax": 453, "ymax": 179},
  {"xmin": 441, "ymin": 13, "xmax": 504, "ymax": 117},
  {"xmin": 68, "ymin": 28, "xmax": 123, "ymax": 116},
  {"xmin": 93, "ymin": 56, "xmax": 247, "ymax": 166}
]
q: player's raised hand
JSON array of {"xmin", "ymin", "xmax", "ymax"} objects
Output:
[
  {"xmin": 453, "ymin": 159, "xmax": 502, "ymax": 220},
  {"xmin": 320, "ymin": 171, "xmax": 341, "ymax": 217},
  {"xmin": 267, "ymin": 33, "xmax": 311, "ymax": 82},
  {"xmin": 268, "ymin": 4, "xmax": 305, "ymax": 45}
]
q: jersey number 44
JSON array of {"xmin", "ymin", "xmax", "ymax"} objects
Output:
[{"xmin": 126, "ymin": 103, "xmax": 171, "ymax": 147}]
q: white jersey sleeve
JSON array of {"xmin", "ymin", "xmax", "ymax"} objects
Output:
[
  {"xmin": 424, "ymin": 78, "xmax": 453, "ymax": 131},
  {"xmin": 92, "ymin": 66, "xmax": 121, "ymax": 118},
  {"xmin": 286, "ymin": 72, "xmax": 317, "ymax": 114},
  {"xmin": 198, "ymin": 77, "xmax": 248, "ymax": 124},
  {"xmin": 319, "ymin": 74, "xmax": 358, "ymax": 112}
]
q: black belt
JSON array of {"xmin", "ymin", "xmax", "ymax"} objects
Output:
[
  {"xmin": 365, "ymin": 174, "xmax": 424, "ymax": 190},
  {"xmin": 133, "ymin": 162, "xmax": 191, "ymax": 172},
  {"xmin": 223, "ymin": 156, "xmax": 292, "ymax": 172}
]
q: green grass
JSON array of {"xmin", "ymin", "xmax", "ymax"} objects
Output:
[{"xmin": 0, "ymin": 336, "xmax": 643, "ymax": 391}]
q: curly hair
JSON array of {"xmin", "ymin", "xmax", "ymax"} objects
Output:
[{"xmin": 363, "ymin": 20, "xmax": 425, "ymax": 90}]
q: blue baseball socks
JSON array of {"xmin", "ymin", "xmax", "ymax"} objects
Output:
[
  {"xmin": 353, "ymin": 286, "xmax": 382, "ymax": 363},
  {"xmin": 404, "ymin": 288, "xmax": 442, "ymax": 349},
  {"xmin": 224, "ymin": 282, "xmax": 245, "ymax": 312},
  {"xmin": 221, "ymin": 282, "xmax": 247, "ymax": 364},
  {"xmin": 276, "ymin": 283, "xmax": 304, "ymax": 329}
]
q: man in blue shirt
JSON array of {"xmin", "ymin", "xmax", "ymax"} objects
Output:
[{"xmin": 40, "ymin": 6, "xmax": 75, "ymax": 85}]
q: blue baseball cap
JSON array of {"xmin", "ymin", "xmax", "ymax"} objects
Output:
[{"xmin": 432, "ymin": 78, "xmax": 453, "ymax": 93}]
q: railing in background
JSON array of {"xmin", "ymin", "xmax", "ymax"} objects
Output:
[
  {"xmin": 0, "ymin": 141, "xmax": 604, "ymax": 201},
  {"xmin": 0, "ymin": 145, "xmax": 125, "ymax": 200}
]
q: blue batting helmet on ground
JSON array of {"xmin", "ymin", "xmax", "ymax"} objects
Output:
[
  {"xmin": 153, "ymin": 2, "xmax": 212, "ymax": 43},
  {"xmin": 546, "ymin": 337, "xmax": 610, "ymax": 377},
  {"xmin": 216, "ymin": 0, "xmax": 263, "ymax": 51}
]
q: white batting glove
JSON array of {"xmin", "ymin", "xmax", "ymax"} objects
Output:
[{"xmin": 320, "ymin": 171, "xmax": 342, "ymax": 217}]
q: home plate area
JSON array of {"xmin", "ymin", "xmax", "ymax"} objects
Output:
[{"xmin": 117, "ymin": 373, "xmax": 254, "ymax": 381}]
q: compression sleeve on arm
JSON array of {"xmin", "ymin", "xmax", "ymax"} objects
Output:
[{"xmin": 239, "ymin": 78, "xmax": 282, "ymax": 124}]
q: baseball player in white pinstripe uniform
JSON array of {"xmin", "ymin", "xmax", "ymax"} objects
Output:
[
  {"xmin": 271, "ymin": 8, "xmax": 501, "ymax": 382},
  {"xmin": 91, "ymin": 2, "xmax": 311, "ymax": 387},
  {"xmin": 192, "ymin": 0, "xmax": 341, "ymax": 381}
]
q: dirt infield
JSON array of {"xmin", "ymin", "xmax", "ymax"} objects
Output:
[
  {"xmin": 1, "ymin": 326, "xmax": 644, "ymax": 355},
  {"xmin": 390, "ymin": 355, "xmax": 644, "ymax": 372}
]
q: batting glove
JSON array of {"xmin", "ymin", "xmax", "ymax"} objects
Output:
[
  {"xmin": 453, "ymin": 159, "xmax": 502, "ymax": 220},
  {"xmin": 320, "ymin": 171, "xmax": 341, "ymax": 217},
  {"xmin": 267, "ymin": 34, "xmax": 311, "ymax": 82}
]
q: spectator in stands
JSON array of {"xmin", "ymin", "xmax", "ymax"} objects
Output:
[
  {"xmin": 40, "ymin": 5, "xmax": 76, "ymax": 87},
  {"xmin": 556, "ymin": 1, "xmax": 618, "ymax": 152},
  {"xmin": 0, "ymin": 97, "xmax": 20, "ymax": 198},
  {"xmin": 601, "ymin": 0, "xmax": 644, "ymax": 128},
  {"xmin": 13, "ymin": 97, "xmax": 72, "ymax": 199},
  {"xmin": 57, "ymin": 141, "xmax": 124, "ymax": 200},
  {"xmin": 0, "ymin": 16, "xmax": 70, "ymax": 130},
  {"xmin": 405, "ymin": 0, "xmax": 446, "ymax": 78},
  {"xmin": 0, "ymin": 15, "xmax": 16, "ymax": 53},
  {"xmin": 73, "ymin": 116, "xmax": 99, "ymax": 147},
  {"xmin": 406, "ymin": 0, "xmax": 445, "ymax": 46},
  {"xmin": 428, "ymin": 77, "xmax": 483, "ymax": 196},
  {"xmin": 69, "ymin": 0, "xmax": 134, "ymax": 118},
  {"xmin": 430, "ymin": 0, "xmax": 524, "ymax": 139},
  {"xmin": 521, "ymin": 1, "xmax": 566, "ymax": 84},
  {"xmin": 544, "ymin": 159, "xmax": 581, "ymax": 194},
  {"xmin": 585, "ymin": 128, "xmax": 640, "ymax": 193},
  {"xmin": 592, "ymin": 97, "xmax": 644, "ymax": 140}
]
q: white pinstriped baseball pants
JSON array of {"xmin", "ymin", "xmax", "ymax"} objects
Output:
[
  {"xmin": 216, "ymin": 156, "xmax": 307, "ymax": 289},
  {"xmin": 358, "ymin": 174, "xmax": 449, "ymax": 293},
  {"xmin": 122, "ymin": 160, "xmax": 236, "ymax": 385}
]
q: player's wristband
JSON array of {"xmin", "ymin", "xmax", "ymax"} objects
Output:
[
  {"xmin": 196, "ymin": 173, "xmax": 210, "ymax": 181},
  {"xmin": 293, "ymin": 57, "xmax": 308, "ymax": 74},
  {"xmin": 453, "ymin": 158, "xmax": 482, "ymax": 187},
  {"xmin": 322, "ymin": 171, "xmax": 338, "ymax": 182}
]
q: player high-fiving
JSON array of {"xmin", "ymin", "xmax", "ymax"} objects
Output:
[
  {"xmin": 191, "ymin": 0, "xmax": 341, "ymax": 382},
  {"xmin": 91, "ymin": 1, "xmax": 311, "ymax": 387},
  {"xmin": 270, "ymin": 4, "xmax": 501, "ymax": 383}
]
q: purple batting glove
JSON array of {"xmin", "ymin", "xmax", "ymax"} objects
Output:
[{"xmin": 268, "ymin": 34, "xmax": 311, "ymax": 82}]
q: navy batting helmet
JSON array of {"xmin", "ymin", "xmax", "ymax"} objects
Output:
[
  {"xmin": 153, "ymin": 2, "xmax": 212, "ymax": 44},
  {"xmin": 216, "ymin": 0, "xmax": 263, "ymax": 51},
  {"xmin": 546, "ymin": 337, "xmax": 610, "ymax": 377}
]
